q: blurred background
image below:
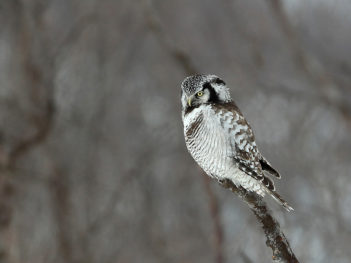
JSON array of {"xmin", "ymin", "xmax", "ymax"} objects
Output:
[{"xmin": 0, "ymin": 0, "xmax": 351, "ymax": 262}]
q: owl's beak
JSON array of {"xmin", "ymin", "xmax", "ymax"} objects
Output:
[{"xmin": 187, "ymin": 97, "xmax": 192, "ymax": 107}]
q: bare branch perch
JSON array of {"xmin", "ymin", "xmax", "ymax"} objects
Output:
[{"xmin": 219, "ymin": 179, "xmax": 299, "ymax": 263}]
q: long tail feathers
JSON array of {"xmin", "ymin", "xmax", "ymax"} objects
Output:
[
  {"xmin": 268, "ymin": 189, "xmax": 294, "ymax": 212},
  {"xmin": 260, "ymin": 158, "xmax": 281, "ymax": 179}
]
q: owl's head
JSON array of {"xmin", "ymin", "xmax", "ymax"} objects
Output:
[{"xmin": 181, "ymin": 74, "xmax": 231, "ymax": 112}]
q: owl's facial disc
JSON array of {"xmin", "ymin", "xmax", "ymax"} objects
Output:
[
  {"xmin": 181, "ymin": 74, "xmax": 230, "ymax": 113},
  {"xmin": 187, "ymin": 88, "xmax": 210, "ymax": 107}
]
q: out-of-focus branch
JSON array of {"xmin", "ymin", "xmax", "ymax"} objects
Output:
[
  {"xmin": 0, "ymin": 175, "xmax": 14, "ymax": 262},
  {"xmin": 52, "ymin": 14, "xmax": 97, "ymax": 58},
  {"xmin": 6, "ymin": 101, "xmax": 54, "ymax": 169},
  {"xmin": 203, "ymin": 175, "xmax": 224, "ymax": 263},
  {"xmin": 82, "ymin": 150, "xmax": 151, "ymax": 237},
  {"xmin": 2, "ymin": 9, "xmax": 98, "ymax": 170},
  {"xmin": 267, "ymin": 0, "xmax": 351, "ymax": 128},
  {"xmin": 143, "ymin": 0, "xmax": 197, "ymax": 75},
  {"xmin": 0, "ymin": 1, "xmax": 55, "ymax": 170},
  {"xmin": 84, "ymin": 174, "xmax": 132, "ymax": 234},
  {"xmin": 49, "ymin": 164, "xmax": 74, "ymax": 263},
  {"xmin": 220, "ymin": 179, "xmax": 299, "ymax": 263}
]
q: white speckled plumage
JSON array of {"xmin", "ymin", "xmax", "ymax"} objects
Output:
[
  {"xmin": 184, "ymin": 104, "xmax": 265, "ymax": 195},
  {"xmin": 181, "ymin": 74, "xmax": 293, "ymax": 211}
]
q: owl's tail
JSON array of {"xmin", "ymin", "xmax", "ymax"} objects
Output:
[{"xmin": 267, "ymin": 189, "xmax": 294, "ymax": 212}]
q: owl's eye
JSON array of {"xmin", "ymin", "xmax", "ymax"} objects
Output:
[{"xmin": 197, "ymin": 91, "xmax": 204, "ymax": 97}]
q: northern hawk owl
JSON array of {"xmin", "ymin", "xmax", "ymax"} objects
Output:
[{"xmin": 181, "ymin": 74, "xmax": 293, "ymax": 211}]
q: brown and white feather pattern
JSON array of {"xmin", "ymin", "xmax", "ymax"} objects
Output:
[
  {"xmin": 184, "ymin": 102, "xmax": 276, "ymax": 197},
  {"xmin": 185, "ymin": 103, "xmax": 260, "ymax": 196},
  {"xmin": 181, "ymin": 74, "xmax": 293, "ymax": 211}
]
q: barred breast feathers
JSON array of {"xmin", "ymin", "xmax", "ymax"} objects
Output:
[{"xmin": 184, "ymin": 104, "xmax": 272, "ymax": 191}]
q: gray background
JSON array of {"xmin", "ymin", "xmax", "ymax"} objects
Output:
[{"xmin": 0, "ymin": 0, "xmax": 351, "ymax": 262}]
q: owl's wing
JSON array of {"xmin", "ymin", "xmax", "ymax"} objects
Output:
[{"xmin": 214, "ymin": 103, "xmax": 275, "ymax": 191}]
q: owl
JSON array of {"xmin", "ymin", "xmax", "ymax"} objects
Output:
[{"xmin": 181, "ymin": 74, "xmax": 293, "ymax": 211}]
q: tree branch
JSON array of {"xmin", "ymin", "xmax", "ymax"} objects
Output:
[{"xmin": 219, "ymin": 179, "xmax": 299, "ymax": 263}]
